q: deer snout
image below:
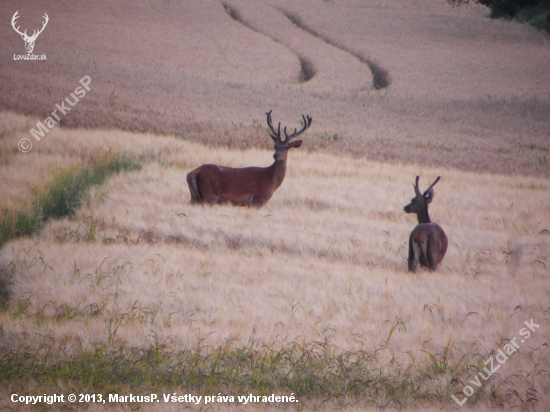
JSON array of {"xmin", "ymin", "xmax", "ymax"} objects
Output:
[{"xmin": 273, "ymin": 152, "xmax": 281, "ymax": 160}]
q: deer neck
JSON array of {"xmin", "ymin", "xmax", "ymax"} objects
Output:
[
  {"xmin": 267, "ymin": 160, "xmax": 287, "ymax": 190},
  {"xmin": 417, "ymin": 207, "xmax": 431, "ymax": 224}
]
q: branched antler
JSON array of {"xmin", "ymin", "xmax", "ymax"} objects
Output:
[
  {"xmin": 266, "ymin": 110, "xmax": 281, "ymax": 143},
  {"xmin": 284, "ymin": 114, "xmax": 312, "ymax": 142},
  {"xmin": 266, "ymin": 110, "xmax": 312, "ymax": 144}
]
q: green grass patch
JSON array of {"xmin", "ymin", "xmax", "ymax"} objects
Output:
[
  {"xmin": 37, "ymin": 154, "xmax": 140, "ymax": 220},
  {"xmin": 0, "ymin": 340, "xmax": 474, "ymax": 408},
  {"xmin": 315, "ymin": 132, "xmax": 341, "ymax": 142},
  {"xmin": 519, "ymin": 143, "xmax": 549, "ymax": 152},
  {"xmin": 0, "ymin": 209, "xmax": 40, "ymax": 248},
  {"xmin": 0, "ymin": 154, "xmax": 141, "ymax": 248}
]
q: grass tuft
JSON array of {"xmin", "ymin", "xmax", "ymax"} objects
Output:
[
  {"xmin": 315, "ymin": 132, "xmax": 342, "ymax": 142},
  {"xmin": 519, "ymin": 143, "xmax": 549, "ymax": 152}
]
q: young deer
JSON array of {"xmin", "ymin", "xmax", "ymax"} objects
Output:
[
  {"xmin": 403, "ymin": 176, "xmax": 448, "ymax": 272},
  {"xmin": 186, "ymin": 110, "xmax": 312, "ymax": 208}
]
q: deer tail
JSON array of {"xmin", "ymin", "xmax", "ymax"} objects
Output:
[
  {"xmin": 187, "ymin": 172, "xmax": 202, "ymax": 203},
  {"xmin": 192, "ymin": 174, "xmax": 201, "ymax": 201}
]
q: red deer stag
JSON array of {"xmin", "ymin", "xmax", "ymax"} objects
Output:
[
  {"xmin": 403, "ymin": 176, "xmax": 448, "ymax": 272},
  {"xmin": 186, "ymin": 110, "xmax": 312, "ymax": 207}
]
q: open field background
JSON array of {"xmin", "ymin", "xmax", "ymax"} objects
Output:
[
  {"xmin": 1, "ymin": 0, "xmax": 550, "ymax": 176},
  {"xmin": 1, "ymin": 0, "xmax": 550, "ymax": 410}
]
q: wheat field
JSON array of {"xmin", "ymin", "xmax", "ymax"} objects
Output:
[
  {"xmin": 1, "ymin": 113, "xmax": 549, "ymax": 410},
  {"xmin": 1, "ymin": 0, "xmax": 550, "ymax": 410}
]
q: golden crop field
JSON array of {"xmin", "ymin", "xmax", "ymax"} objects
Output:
[{"xmin": 0, "ymin": 0, "xmax": 549, "ymax": 410}]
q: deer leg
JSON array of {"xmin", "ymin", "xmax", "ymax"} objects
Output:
[
  {"xmin": 427, "ymin": 234, "xmax": 440, "ymax": 271},
  {"xmin": 249, "ymin": 194, "xmax": 271, "ymax": 208},
  {"xmin": 408, "ymin": 238, "xmax": 419, "ymax": 272}
]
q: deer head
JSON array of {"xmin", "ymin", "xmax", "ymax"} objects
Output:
[
  {"xmin": 12, "ymin": 11, "xmax": 49, "ymax": 54},
  {"xmin": 404, "ymin": 176, "xmax": 441, "ymax": 224},
  {"xmin": 266, "ymin": 110, "xmax": 312, "ymax": 162}
]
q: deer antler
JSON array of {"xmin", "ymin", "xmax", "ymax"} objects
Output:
[
  {"xmin": 266, "ymin": 111, "xmax": 313, "ymax": 144},
  {"xmin": 423, "ymin": 176, "xmax": 441, "ymax": 197},
  {"xmin": 266, "ymin": 110, "xmax": 281, "ymax": 143},
  {"xmin": 413, "ymin": 176, "xmax": 421, "ymax": 197},
  {"xmin": 283, "ymin": 114, "xmax": 312, "ymax": 142},
  {"xmin": 413, "ymin": 175, "xmax": 441, "ymax": 198},
  {"xmin": 11, "ymin": 11, "xmax": 26, "ymax": 37}
]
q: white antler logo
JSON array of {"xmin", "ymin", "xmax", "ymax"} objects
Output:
[{"xmin": 11, "ymin": 10, "xmax": 49, "ymax": 54}]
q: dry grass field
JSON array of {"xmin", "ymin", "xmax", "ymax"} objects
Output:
[
  {"xmin": 1, "ymin": 0, "xmax": 550, "ymax": 410},
  {"xmin": 1, "ymin": 114, "xmax": 549, "ymax": 410}
]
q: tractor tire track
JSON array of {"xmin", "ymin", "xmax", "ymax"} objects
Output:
[
  {"xmin": 282, "ymin": 11, "xmax": 391, "ymax": 90},
  {"xmin": 222, "ymin": 3, "xmax": 316, "ymax": 83}
]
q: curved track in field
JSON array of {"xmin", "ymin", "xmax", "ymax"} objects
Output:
[
  {"xmin": 281, "ymin": 10, "xmax": 390, "ymax": 90},
  {"xmin": 222, "ymin": 3, "xmax": 316, "ymax": 83}
]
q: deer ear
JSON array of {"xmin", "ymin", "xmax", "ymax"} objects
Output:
[
  {"xmin": 288, "ymin": 140, "xmax": 302, "ymax": 149},
  {"xmin": 425, "ymin": 189, "xmax": 435, "ymax": 203}
]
